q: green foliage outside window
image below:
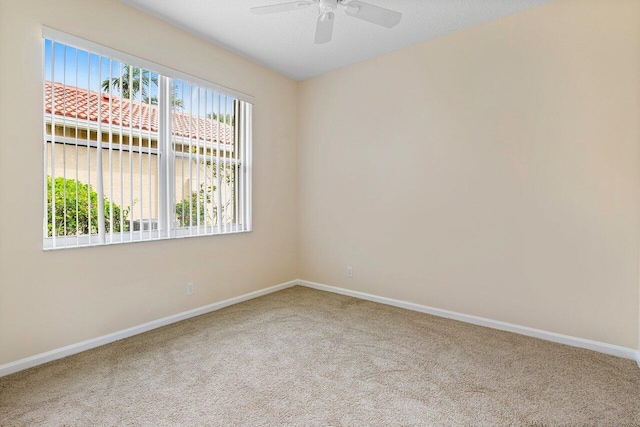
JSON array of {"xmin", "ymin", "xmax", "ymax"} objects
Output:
[
  {"xmin": 47, "ymin": 176, "xmax": 130, "ymax": 236},
  {"xmin": 175, "ymin": 163, "xmax": 235, "ymax": 227},
  {"xmin": 175, "ymin": 184, "xmax": 214, "ymax": 227}
]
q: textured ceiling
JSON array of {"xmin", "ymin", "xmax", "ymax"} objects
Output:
[{"xmin": 119, "ymin": 0, "xmax": 554, "ymax": 81}]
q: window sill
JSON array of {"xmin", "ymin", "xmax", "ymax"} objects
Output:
[{"xmin": 43, "ymin": 227, "xmax": 252, "ymax": 251}]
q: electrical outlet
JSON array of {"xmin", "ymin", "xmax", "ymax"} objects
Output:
[
  {"xmin": 346, "ymin": 267, "xmax": 353, "ymax": 278},
  {"xmin": 186, "ymin": 282, "xmax": 194, "ymax": 295}
]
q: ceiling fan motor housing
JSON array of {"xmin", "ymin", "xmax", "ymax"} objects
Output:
[{"xmin": 319, "ymin": 0, "xmax": 338, "ymax": 12}]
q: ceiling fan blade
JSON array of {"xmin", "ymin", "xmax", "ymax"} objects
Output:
[
  {"xmin": 342, "ymin": 1, "xmax": 401, "ymax": 28},
  {"xmin": 250, "ymin": 1, "xmax": 312, "ymax": 15},
  {"xmin": 314, "ymin": 11, "xmax": 335, "ymax": 44}
]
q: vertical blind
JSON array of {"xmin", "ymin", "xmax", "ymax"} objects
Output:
[{"xmin": 43, "ymin": 34, "xmax": 252, "ymax": 249}]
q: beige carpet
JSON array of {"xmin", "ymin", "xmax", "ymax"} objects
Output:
[{"xmin": 1, "ymin": 286, "xmax": 639, "ymax": 426}]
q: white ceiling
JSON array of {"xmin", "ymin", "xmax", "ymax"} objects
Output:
[{"xmin": 119, "ymin": 0, "xmax": 554, "ymax": 81}]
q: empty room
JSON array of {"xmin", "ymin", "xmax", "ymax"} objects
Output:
[{"xmin": 0, "ymin": 0, "xmax": 639, "ymax": 425}]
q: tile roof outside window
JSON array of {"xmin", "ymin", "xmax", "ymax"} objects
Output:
[{"xmin": 44, "ymin": 81, "xmax": 235, "ymax": 145}]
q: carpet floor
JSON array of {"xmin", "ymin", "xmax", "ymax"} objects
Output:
[{"xmin": 1, "ymin": 286, "xmax": 639, "ymax": 426}]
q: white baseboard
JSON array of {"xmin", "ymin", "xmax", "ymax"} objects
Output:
[
  {"xmin": 2, "ymin": 278, "xmax": 637, "ymax": 377},
  {"xmin": 298, "ymin": 280, "xmax": 638, "ymax": 361},
  {"xmin": 0, "ymin": 280, "xmax": 298, "ymax": 378}
]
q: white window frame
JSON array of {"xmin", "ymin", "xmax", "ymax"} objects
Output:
[{"xmin": 43, "ymin": 28, "xmax": 253, "ymax": 250}]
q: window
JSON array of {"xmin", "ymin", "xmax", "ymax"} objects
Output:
[{"xmin": 43, "ymin": 29, "xmax": 252, "ymax": 249}]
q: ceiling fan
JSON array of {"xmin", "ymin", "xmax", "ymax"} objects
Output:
[{"xmin": 250, "ymin": 0, "xmax": 402, "ymax": 44}]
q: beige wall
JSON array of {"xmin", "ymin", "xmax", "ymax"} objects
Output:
[
  {"xmin": 298, "ymin": 0, "xmax": 640, "ymax": 349},
  {"xmin": 0, "ymin": 0, "xmax": 298, "ymax": 365}
]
